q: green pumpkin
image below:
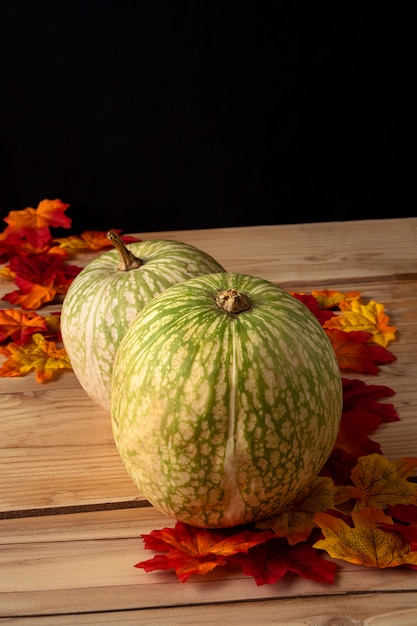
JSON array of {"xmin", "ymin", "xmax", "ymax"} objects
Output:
[
  {"xmin": 111, "ymin": 272, "xmax": 343, "ymax": 528},
  {"xmin": 61, "ymin": 233, "xmax": 225, "ymax": 412}
]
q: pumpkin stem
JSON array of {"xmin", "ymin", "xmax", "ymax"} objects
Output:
[
  {"xmin": 215, "ymin": 288, "xmax": 251, "ymax": 314},
  {"xmin": 107, "ymin": 230, "xmax": 143, "ymax": 271}
]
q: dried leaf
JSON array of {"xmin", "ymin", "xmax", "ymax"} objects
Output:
[
  {"xmin": 342, "ymin": 378, "xmax": 399, "ymax": 423},
  {"xmin": 332, "ymin": 408, "xmax": 383, "ymax": 458},
  {"xmin": 0, "ymin": 309, "xmax": 48, "ymax": 344},
  {"xmin": 314, "ymin": 508, "xmax": 417, "ymax": 568},
  {"xmin": 378, "ymin": 521, "xmax": 417, "ymax": 552},
  {"xmin": 311, "ymin": 289, "xmax": 361, "ymax": 309},
  {"xmin": 229, "ymin": 537, "xmax": 337, "ymax": 585},
  {"xmin": 136, "ymin": 522, "xmax": 273, "ymax": 582},
  {"xmin": 256, "ymin": 476, "xmax": 339, "ymax": 544},
  {"xmin": 347, "ymin": 454, "xmax": 417, "ymax": 510},
  {"xmin": 0, "ymin": 333, "xmax": 71, "ymax": 382},
  {"xmin": 53, "ymin": 230, "xmax": 140, "ymax": 253},
  {"xmin": 324, "ymin": 300, "xmax": 397, "ymax": 347},
  {"xmin": 388, "ymin": 504, "xmax": 417, "ymax": 526},
  {"xmin": 2, "ymin": 199, "xmax": 71, "ymax": 248},
  {"xmin": 290, "ymin": 293, "xmax": 335, "ymax": 325},
  {"xmin": 2, "ymin": 253, "xmax": 82, "ymax": 309},
  {"xmin": 325, "ymin": 328, "xmax": 396, "ymax": 374}
]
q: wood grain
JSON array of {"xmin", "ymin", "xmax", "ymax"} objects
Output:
[
  {"xmin": 1, "ymin": 508, "xmax": 417, "ymax": 619},
  {"xmin": 1, "ymin": 218, "xmax": 416, "ymax": 623}
]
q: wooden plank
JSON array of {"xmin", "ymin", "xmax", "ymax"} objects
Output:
[
  {"xmin": 1, "ymin": 508, "xmax": 417, "ymax": 618},
  {"xmin": 1, "ymin": 592, "xmax": 416, "ymax": 625},
  {"xmin": 129, "ymin": 218, "xmax": 417, "ymax": 283}
]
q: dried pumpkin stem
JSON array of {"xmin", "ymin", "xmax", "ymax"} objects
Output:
[
  {"xmin": 107, "ymin": 230, "xmax": 142, "ymax": 271},
  {"xmin": 215, "ymin": 288, "xmax": 251, "ymax": 314}
]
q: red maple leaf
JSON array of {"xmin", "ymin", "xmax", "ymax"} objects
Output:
[
  {"xmin": 320, "ymin": 378, "xmax": 399, "ymax": 485},
  {"xmin": 291, "ymin": 293, "xmax": 336, "ymax": 325},
  {"xmin": 325, "ymin": 329, "xmax": 397, "ymax": 374},
  {"xmin": 342, "ymin": 378, "xmax": 399, "ymax": 423},
  {"xmin": 377, "ymin": 522, "xmax": 417, "ymax": 552},
  {"xmin": 388, "ymin": 504, "xmax": 417, "ymax": 526},
  {"xmin": 2, "ymin": 253, "xmax": 82, "ymax": 309},
  {"xmin": 136, "ymin": 522, "xmax": 273, "ymax": 582},
  {"xmin": 228, "ymin": 536, "xmax": 337, "ymax": 585}
]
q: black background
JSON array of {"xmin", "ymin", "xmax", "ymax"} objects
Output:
[{"xmin": 0, "ymin": 1, "xmax": 414, "ymax": 235}]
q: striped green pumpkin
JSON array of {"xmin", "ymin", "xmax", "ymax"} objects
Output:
[
  {"xmin": 111, "ymin": 272, "xmax": 343, "ymax": 529},
  {"xmin": 61, "ymin": 235, "xmax": 225, "ymax": 412}
]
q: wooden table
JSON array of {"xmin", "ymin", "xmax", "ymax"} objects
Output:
[{"xmin": 1, "ymin": 218, "xmax": 416, "ymax": 624}]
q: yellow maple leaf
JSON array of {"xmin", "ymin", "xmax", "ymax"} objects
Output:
[
  {"xmin": 0, "ymin": 266, "xmax": 15, "ymax": 280},
  {"xmin": 313, "ymin": 508, "xmax": 417, "ymax": 568},
  {"xmin": 345, "ymin": 453, "xmax": 417, "ymax": 511},
  {"xmin": 323, "ymin": 299, "xmax": 396, "ymax": 347},
  {"xmin": 256, "ymin": 476, "xmax": 339, "ymax": 544},
  {"xmin": 0, "ymin": 333, "xmax": 71, "ymax": 382}
]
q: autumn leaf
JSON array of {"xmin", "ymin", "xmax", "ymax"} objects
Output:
[
  {"xmin": 321, "ymin": 448, "xmax": 359, "ymax": 487},
  {"xmin": 0, "ymin": 232, "xmax": 24, "ymax": 264},
  {"xmin": 311, "ymin": 289, "xmax": 361, "ymax": 309},
  {"xmin": 53, "ymin": 230, "xmax": 140, "ymax": 253},
  {"xmin": 321, "ymin": 379, "xmax": 399, "ymax": 485},
  {"xmin": 290, "ymin": 293, "xmax": 335, "ymax": 325},
  {"xmin": 0, "ymin": 333, "xmax": 72, "ymax": 382},
  {"xmin": 378, "ymin": 521, "xmax": 417, "ymax": 552},
  {"xmin": 2, "ymin": 199, "xmax": 71, "ymax": 248},
  {"xmin": 342, "ymin": 378, "xmax": 399, "ymax": 424},
  {"xmin": 388, "ymin": 503, "xmax": 417, "ymax": 527},
  {"xmin": 229, "ymin": 537, "xmax": 337, "ymax": 585},
  {"xmin": 324, "ymin": 300, "xmax": 396, "ymax": 347},
  {"xmin": 313, "ymin": 508, "xmax": 417, "ymax": 568},
  {"xmin": 136, "ymin": 522, "xmax": 273, "ymax": 582},
  {"xmin": 0, "ymin": 309, "xmax": 48, "ymax": 344},
  {"xmin": 346, "ymin": 454, "xmax": 417, "ymax": 510},
  {"xmin": 332, "ymin": 408, "xmax": 383, "ymax": 459},
  {"xmin": 325, "ymin": 328, "xmax": 396, "ymax": 374},
  {"xmin": 4, "ymin": 278, "xmax": 59, "ymax": 310},
  {"xmin": 256, "ymin": 476, "xmax": 339, "ymax": 544},
  {"xmin": 43, "ymin": 313, "xmax": 63, "ymax": 342},
  {"xmin": 2, "ymin": 253, "xmax": 82, "ymax": 309}
]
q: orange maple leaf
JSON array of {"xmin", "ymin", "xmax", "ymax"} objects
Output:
[
  {"xmin": 0, "ymin": 333, "xmax": 71, "ymax": 382},
  {"xmin": 313, "ymin": 508, "xmax": 417, "ymax": 568},
  {"xmin": 324, "ymin": 300, "xmax": 397, "ymax": 347},
  {"xmin": 0, "ymin": 309, "xmax": 48, "ymax": 344},
  {"xmin": 52, "ymin": 231, "xmax": 113, "ymax": 252},
  {"xmin": 136, "ymin": 522, "xmax": 273, "ymax": 582},
  {"xmin": 52, "ymin": 230, "xmax": 140, "ymax": 253},
  {"xmin": 3, "ymin": 199, "xmax": 71, "ymax": 248},
  {"xmin": 256, "ymin": 476, "xmax": 339, "ymax": 544},
  {"xmin": 345, "ymin": 453, "xmax": 417, "ymax": 511},
  {"xmin": 4, "ymin": 279, "xmax": 58, "ymax": 310}
]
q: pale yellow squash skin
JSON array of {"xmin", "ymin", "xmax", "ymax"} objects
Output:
[
  {"xmin": 111, "ymin": 272, "xmax": 343, "ymax": 528},
  {"xmin": 61, "ymin": 239, "xmax": 225, "ymax": 412}
]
